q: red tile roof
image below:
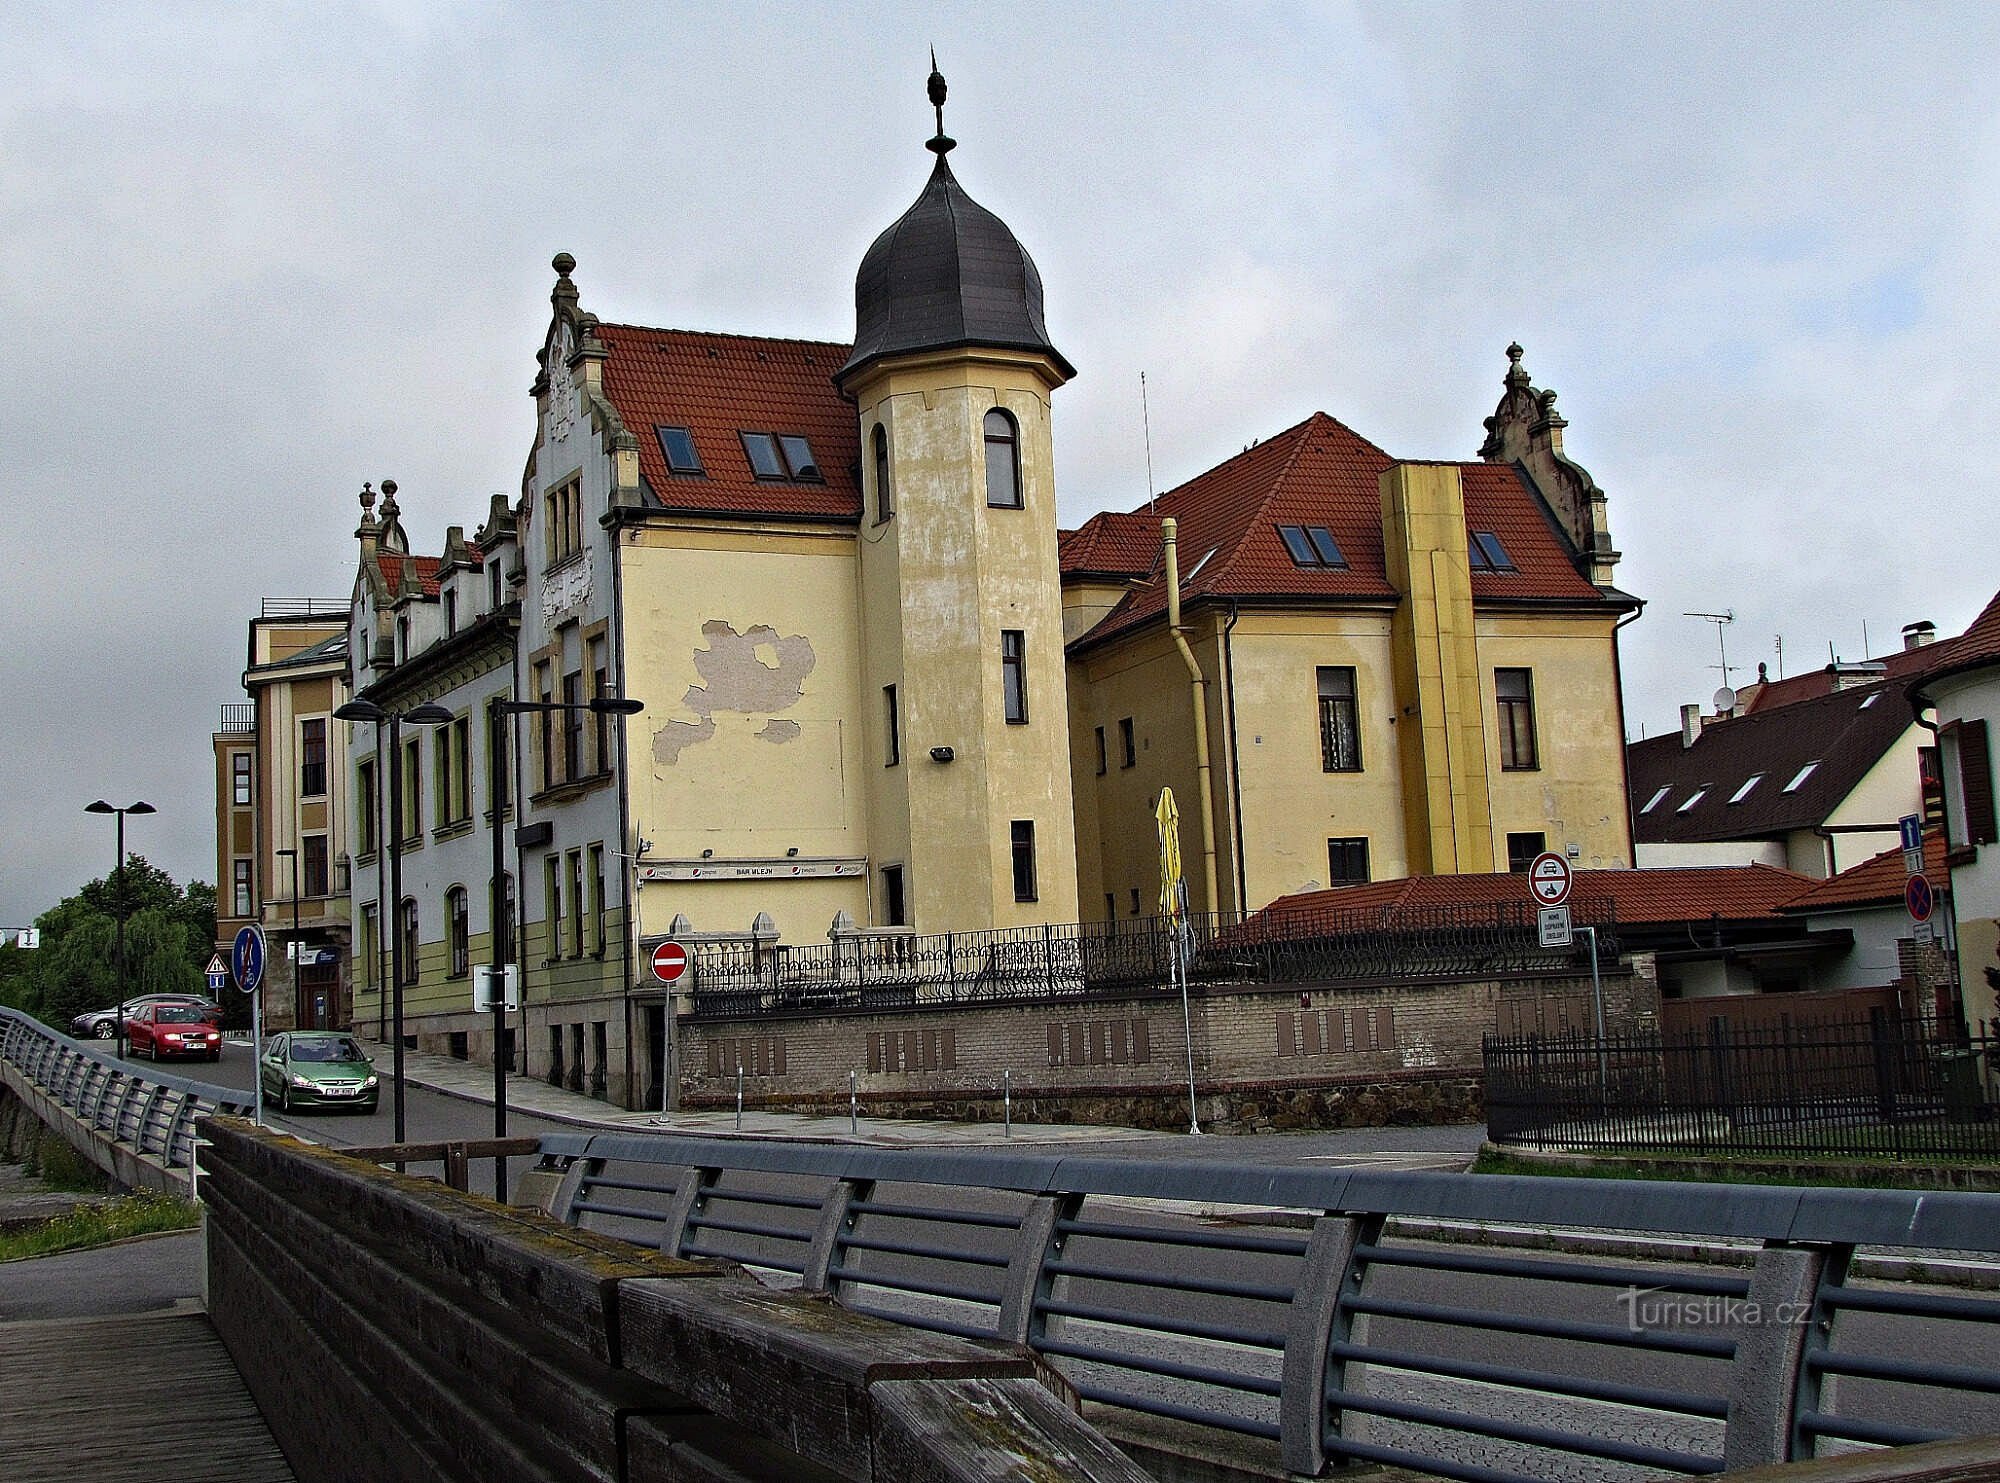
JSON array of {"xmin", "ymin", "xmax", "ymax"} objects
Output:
[
  {"xmin": 1260, "ymin": 863, "xmax": 1813, "ymax": 931},
  {"xmin": 1059, "ymin": 510, "xmax": 1160, "ymax": 578},
  {"xmin": 1742, "ymin": 589, "xmax": 2000, "ymax": 712},
  {"xmin": 1783, "ymin": 831, "xmax": 1951, "ymax": 912},
  {"xmin": 1061, "ymin": 412, "xmax": 1612, "ymax": 651},
  {"xmin": 376, "ymin": 554, "xmax": 442, "ymax": 597},
  {"xmin": 1914, "ymin": 589, "xmax": 2000, "ymax": 691},
  {"xmin": 596, "ymin": 325, "xmax": 860, "ymax": 521}
]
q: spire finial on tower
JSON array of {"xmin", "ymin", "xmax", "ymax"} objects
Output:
[{"xmin": 926, "ymin": 49, "xmax": 954, "ymax": 156}]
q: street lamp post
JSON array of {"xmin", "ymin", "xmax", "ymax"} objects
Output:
[
  {"xmin": 487, "ymin": 693, "xmax": 642, "ymax": 1198},
  {"xmin": 334, "ymin": 699, "xmax": 452, "ymax": 1142},
  {"xmin": 274, "ymin": 846, "xmax": 302, "ymax": 1028},
  {"xmin": 84, "ymin": 800, "xmax": 155, "ymax": 1058}
]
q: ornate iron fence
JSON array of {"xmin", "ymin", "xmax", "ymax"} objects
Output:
[
  {"xmin": 683, "ymin": 902, "xmax": 1618, "ymax": 1019},
  {"xmin": 1486, "ymin": 1010, "xmax": 2000, "ymax": 1162}
]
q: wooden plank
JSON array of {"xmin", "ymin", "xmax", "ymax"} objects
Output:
[
  {"xmin": 871, "ymin": 1376, "xmax": 1155, "ymax": 1483},
  {"xmin": 0, "ymin": 1313, "xmax": 295, "ymax": 1482}
]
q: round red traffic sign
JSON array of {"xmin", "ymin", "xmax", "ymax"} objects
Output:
[
  {"xmin": 1906, "ymin": 874, "xmax": 1935, "ymax": 924},
  {"xmin": 650, "ymin": 941, "xmax": 689, "ymax": 984},
  {"xmin": 1528, "ymin": 851, "xmax": 1573, "ymax": 907}
]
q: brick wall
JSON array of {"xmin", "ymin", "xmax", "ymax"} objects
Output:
[{"xmin": 677, "ymin": 957, "xmax": 1658, "ymax": 1130}]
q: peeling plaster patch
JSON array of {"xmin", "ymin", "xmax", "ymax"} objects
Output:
[{"xmin": 653, "ymin": 620, "xmax": 817, "ymax": 767}]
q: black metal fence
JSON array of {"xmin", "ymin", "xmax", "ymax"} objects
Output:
[
  {"xmin": 1486, "ymin": 1010, "xmax": 2000, "ymax": 1162},
  {"xmin": 684, "ymin": 902, "xmax": 1619, "ymax": 1019}
]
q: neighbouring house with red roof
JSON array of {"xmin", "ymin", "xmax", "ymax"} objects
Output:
[{"xmin": 323, "ymin": 70, "xmax": 1651, "ymax": 1109}]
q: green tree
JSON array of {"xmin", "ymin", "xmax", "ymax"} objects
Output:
[
  {"xmin": 0, "ymin": 941, "xmax": 33, "ymax": 1012},
  {"xmin": 27, "ymin": 859, "xmax": 217, "ymax": 1031}
]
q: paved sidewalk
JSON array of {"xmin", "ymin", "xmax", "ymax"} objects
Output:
[{"xmin": 394, "ymin": 1044, "xmax": 1178, "ymax": 1147}]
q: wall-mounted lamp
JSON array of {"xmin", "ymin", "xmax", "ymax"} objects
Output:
[
  {"xmin": 637, "ymin": 837, "xmax": 653, "ymax": 857},
  {"xmin": 786, "ymin": 847, "xmax": 799, "ymax": 858},
  {"xmin": 700, "ymin": 848, "xmax": 714, "ymax": 859},
  {"xmin": 929, "ymin": 746, "xmax": 955, "ymax": 763}
]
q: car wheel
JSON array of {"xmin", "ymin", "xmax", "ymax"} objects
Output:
[
  {"xmin": 93, "ymin": 1021, "xmax": 115, "ymax": 1040},
  {"xmin": 277, "ymin": 1085, "xmax": 290, "ymax": 1113}
]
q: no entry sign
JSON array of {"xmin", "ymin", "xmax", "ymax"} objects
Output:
[
  {"xmin": 650, "ymin": 940, "xmax": 689, "ymax": 984},
  {"xmin": 1528, "ymin": 852, "xmax": 1573, "ymax": 907}
]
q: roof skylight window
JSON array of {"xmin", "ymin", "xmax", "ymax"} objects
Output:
[
  {"xmin": 1277, "ymin": 524, "xmax": 1347, "ymax": 570},
  {"xmin": 1677, "ymin": 787, "xmax": 1709, "ymax": 813},
  {"xmin": 1783, "ymin": 761, "xmax": 1820, "ymax": 793},
  {"xmin": 656, "ymin": 425, "xmax": 704, "ymax": 475},
  {"xmin": 1183, "ymin": 547, "xmax": 1217, "ymax": 584},
  {"xmin": 1859, "ymin": 692, "xmax": 1880, "ymax": 709},
  {"xmin": 1466, "ymin": 532, "xmax": 1516, "ymax": 572},
  {"xmin": 739, "ymin": 431, "xmax": 825, "ymax": 483},
  {"xmin": 1729, "ymin": 774, "xmax": 1763, "ymax": 804},
  {"xmin": 1641, "ymin": 786, "xmax": 1672, "ymax": 813}
]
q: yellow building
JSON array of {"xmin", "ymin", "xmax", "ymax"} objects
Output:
[
  {"xmin": 211, "ymin": 601, "xmax": 352, "ymax": 1031},
  {"xmin": 1063, "ymin": 345, "xmax": 1639, "ymax": 919}
]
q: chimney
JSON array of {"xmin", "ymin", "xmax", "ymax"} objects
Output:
[
  {"xmin": 1903, "ymin": 620, "xmax": 1937, "ymax": 651},
  {"xmin": 1681, "ymin": 703, "xmax": 1701, "ymax": 749}
]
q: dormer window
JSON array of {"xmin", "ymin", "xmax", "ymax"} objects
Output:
[
  {"xmin": 656, "ymin": 425, "xmax": 704, "ymax": 475},
  {"xmin": 1277, "ymin": 525, "xmax": 1346, "ymax": 569},
  {"xmin": 443, "ymin": 588, "xmax": 457, "ymax": 635},
  {"xmin": 984, "ymin": 409, "xmax": 1022, "ymax": 508},
  {"xmin": 739, "ymin": 431, "xmax": 823, "ymax": 482},
  {"xmin": 1466, "ymin": 532, "xmax": 1516, "ymax": 572}
]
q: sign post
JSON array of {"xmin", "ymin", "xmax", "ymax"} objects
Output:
[
  {"xmin": 1528, "ymin": 853, "xmax": 1604, "ymax": 1081},
  {"xmin": 231, "ymin": 925, "xmax": 268, "ymax": 1127},
  {"xmin": 1908, "ymin": 872, "xmax": 1937, "ymax": 945},
  {"xmin": 1900, "ymin": 814, "xmax": 1924, "ymax": 876}
]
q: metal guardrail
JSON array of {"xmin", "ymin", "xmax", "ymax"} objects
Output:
[
  {"xmin": 686, "ymin": 904, "xmax": 1620, "ymax": 1020},
  {"xmin": 529, "ymin": 1131, "xmax": 2000, "ymax": 1480},
  {"xmin": 0, "ymin": 1005, "xmax": 255, "ymax": 1186}
]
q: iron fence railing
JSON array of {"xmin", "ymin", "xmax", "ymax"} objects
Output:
[
  {"xmin": 530, "ymin": 1130, "xmax": 2000, "ymax": 1479},
  {"xmin": 683, "ymin": 903, "xmax": 1619, "ymax": 1019},
  {"xmin": 217, "ymin": 702, "xmax": 255, "ymax": 733},
  {"xmin": 1485, "ymin": 1010, "xmax": 2000, "ymax": 1162},
  {"xmin": 0, "ymin": 1006, "xmax": 255, "ymax": 1188}
]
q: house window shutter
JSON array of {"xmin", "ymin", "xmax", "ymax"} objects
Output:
[{"xmin": 1961, "ymin": 718, "xmax": 1997, "ymax": 845}]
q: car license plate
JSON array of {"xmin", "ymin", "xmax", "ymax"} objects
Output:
[{"xmin": 323, "ymin": 1085, "xmax": 357, "ymax": 1096}]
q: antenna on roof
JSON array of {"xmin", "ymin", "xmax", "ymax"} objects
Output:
[
  {"xmin": 1141, "ymin": 371, "xmax": 1158, "ymax": 516},
  {"xmin": 1861, "ymin": 618, "xmax": 1870, "ymax": 658},
  {"xmin": 1773, "ymin": 633, "xmax": 1784, "ymax": 679},
  {"xmin": 1684, "ymin": 610, "xmax": 1737, "ymax": 688}
]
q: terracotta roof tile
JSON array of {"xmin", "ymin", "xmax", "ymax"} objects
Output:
[
  {"xmin": 1628, "ymin": 681, "xmax": 1915, "ymax": 843},
  {"xmin": 1059, "ymin": 510, "xmax": 1160, "ymax": 578},
  {"xmin": 376, "ymin": 554, "xmax": 442, "ymax": 597},
  {"xmin": 1261, "ymin": 863, "xmax": 1812, "ymax": 931},
  {"xmin": 597, "ymin": 325, "xmax": 860, "ymax": 521},
  {"xmin": 1064, "ymin": 412, "xmax": 1609, "ymax": 651},
  {"xmin": 1742, "ymin": 589, "xmax": 2000, "ymax": 712},
  {"xmin": 1783, "ymin": 831, "xmax": 1951, "ymax": 912}
]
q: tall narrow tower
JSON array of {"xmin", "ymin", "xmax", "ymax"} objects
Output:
[{"xmin": 836, "ymin": 62, "xmax": 1080, "ymax": 931}]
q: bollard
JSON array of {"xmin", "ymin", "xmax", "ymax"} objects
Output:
[
  {"xmin": 1004, "ymin": 1069, "xmax": 1012, "ymax": 1138},
  {"xmin": 849, "ymin": 1069, "xmax": 858, "ymax": 1136},
  {"xmin": 735, "ymin": 1062, "xmax": 744, "ymax": 1131}
]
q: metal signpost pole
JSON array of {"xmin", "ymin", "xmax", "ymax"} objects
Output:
[
  {"xmin": 113, "ymin": 809, "xmax": 127, "ymax": 1058},
  {"xmin": 488, "ymin": 697, "xmax": 510, "ymax": 1203},
  {"xmin": 374, "ymin": 718, "xmax": 389, "ymax": 1043},
  {"xmin": 1580, "ymin": 925, "xmax": 1607, "ymax": 1085},
  {"xmin": 386, "ymin": 713, "xmax": 408, "ymax": 1141}
]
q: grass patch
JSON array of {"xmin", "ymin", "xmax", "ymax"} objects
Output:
[
  {"xmin": 22, "ymin": 1132, "xmax": 105, "ymax": 1192},
  {"xmin": 0, "ymin": 1192, "xmax": 200, "ymax": 1262},
  {"xmin": 1472, "ymin": 1146, "xmax": 1989, "ymax": 1191}
]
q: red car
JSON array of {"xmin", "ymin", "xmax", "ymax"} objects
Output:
[{"xmin": 126, "ymin": 1001, "xmax": 223, "ymax": 1062}]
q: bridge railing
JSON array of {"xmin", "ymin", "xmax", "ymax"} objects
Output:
[
  {"xmin": 528, "ymin": 1130, "xmax": 2000, "ymax": 1480},
  {"xmin": 0, "ymin": 1005, "xmax": 255, "ymax": 1190}
]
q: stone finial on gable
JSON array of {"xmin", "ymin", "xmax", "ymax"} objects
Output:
[
  {"xmin": 376, "ymin": 478, "xmax": 410, "ymax": 555},
  {"xmin": 1478, "ymin": 343, "xmax": 1619, "ymax": 586},
  {"xmin": 356, "ymin": 481, "xmax": 380, "ymax": 561},
  {"xmin": 441, "ymin": 524, "xmax": 474, "ymax": 572}
]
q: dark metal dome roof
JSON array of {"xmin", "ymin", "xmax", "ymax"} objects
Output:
[{"xmin": 837, "ymin": 152, "xmax": 1073, "ymax": 389}]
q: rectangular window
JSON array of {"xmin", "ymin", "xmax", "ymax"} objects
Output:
[
  {"xmin": 358, "ymin": 903, "xmax": 376, "ymax": 991},
  {"xmin": 590, "ymin": 637, "xmax": 609, "ymax": 774},
  {"xmin": 1728, "ymin": 774, "xmax": 1763, "ymax": 804},
  {"xmin": 563, "ymin": 671, "xmax": 584, "ymax": 782},
  {"xmin": 1129, "ymin": 888, "xmax": 1142, "ymax": 916},
  {"xmin": 1104, "ymin": 893, "xmax": 1116, "ymax": 923},
  {"xmin": 434, "ymin": 729, "xmax": 453, "ymax": 829},
  {"xmin": 232, "ymin": 751, "xmax": 252, "ymax": 807},
  {"xmin": 881, "ymin": 865, "xmax": 906, "ymax": 928},
  {"xmin": 452, "ymin": 716, "xmax": 471, "ymax": 820},
  {"xmin": 1782, "ymin": 761, "xmax": 1820, "ymax": 793},
  {"xmin": 302, "ymin": 835, "xmax": 329, "ymax": 898},
  {"xmin": 301, "ymin": 718, "xmax": 327, "ymax": 797},
  {"xmin": 1495, "ymin": 668, "xmax": 1539, "ymax": 771},
  {"xmin": 401, "ymin": 738, "xmax": 421, "ymax": 840},
  {"xmin": 1466, "ymin": 532, "xmax": 1516, "ymax": 573},
  {"xmin": 399, "ymin": 899, "xmax": 419, "ymax": 986},
  {"xmin": 1094, "ymin": 726, "xmax": 1107, "ymax": 776},
  {"xmin": 535, "ymin": 661, "xmax": 554, "ymax": 789},
  {"xmin": 778, "ymin": 435, "xmax": 821, "ymax": 481},
  {"xmin": 1001, "ymin": 630, "xmax": 1027, "ymax": 723},
  {"xmin": 1278, "ymin": 524, "xmax": 1347, "ymax": 569},
  {"xmin": 1640, "ymin": 785, "xmax": 1671, "ymax": 814},
  {"xmin": 1119, "ymin": 717, "xmax": 1136, "ymax": 768},
  {"xmin": 489, "ymin": 560, "xmax": 503, "ymax": 611},
  {"xmin": 588, "ymin": 844, "xmax": 605, "ymax": 955},
  {"xmin": 884, "ymin": 684, "xmax": 900, "ymax": 766},
  {"xmin": 1955, "ymin": 718, "xmax": 1997, "ymax": 845},
  {"xmin": 544, "ymin": 855, "xmax": 562, "ymax": 961},
  {"xmin": 1327, "ymin": 837, "xmax": 1370, "ymax": 885},
  {"xmin": 448, "ymin": 889, "xmax": 469, "ymax": 978},
  {"xmin": 1316, "ymin": 667, "xmax": 1361, "ymax": 772},
  {"xmin": 1011, "ymin": 820, "xmax": 1038, "ymax": 902},
  {"xmin": 355, "ymin": 760, "xmax": 377, "ymax": 854},
  {"xmin": 1505, "ymin": 832, "xmax": 1546, "ymax": 873},
  {"xmin": 443, "ymin": 589, "xmax": 457, "ymax": 635},
  {"xmin": 655, "ymin": 424, "xmax": 704, "ymax": 475},
  {"xmin": 232, "ymin": 860, "xmax": 253, "ymax": 918},
  {"xmin": 568, "ymin": 850, "xmax": 585, "ymax": 959},
  {"xmin": 740, "ymin": 431, "xmax": 786, "ymax": 479}
]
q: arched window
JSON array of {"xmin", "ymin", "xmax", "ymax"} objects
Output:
[
  {"xmin": 497, "ymin": 873, "xmax": 516, "ymax": 965},
  {"xmin": 873, "ymin": 424, "xmax": 892, "ymax": 521},
  {"xmin": 447, "ymin": 887, "xmax": 469, "ymax": 978},
  {"xmin": 398, "ymin": 898, "xmax": 419, "ymax": 986},
  {"xmin": 984, "ymin": 409, "xmax": 1022, "ymax": 509}
]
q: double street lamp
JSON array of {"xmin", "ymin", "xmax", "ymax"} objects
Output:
[
  {"xmin": 332, "ymin": 698, "xmax": 453, "ymax": 1141},
  {"xmin": 484, "ymin": 692, "xmax": 642, "ymax": 1198},
  {"xmin": 84, "ymin": 799, "xmax": 155, "ymax": 1058}
]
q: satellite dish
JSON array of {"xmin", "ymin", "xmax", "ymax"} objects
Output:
[{"xmin": 1713, "ymin": 686, "xmax": 1738, "ymax": 714}]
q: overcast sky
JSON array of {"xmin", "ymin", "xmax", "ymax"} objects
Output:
[{"xmin": 4, "ymin": 2, "xmax": 1996, "ymax": 923}]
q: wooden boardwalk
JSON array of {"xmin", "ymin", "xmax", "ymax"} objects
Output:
[{"xmin": 1, "ymin": 1309, "xmax": 294, "ymax": 1481}]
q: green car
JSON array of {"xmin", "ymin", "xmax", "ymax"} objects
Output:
[{"xmin": 260, "ymin": 1032, "xmax": 380, "ymax": 1114}]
